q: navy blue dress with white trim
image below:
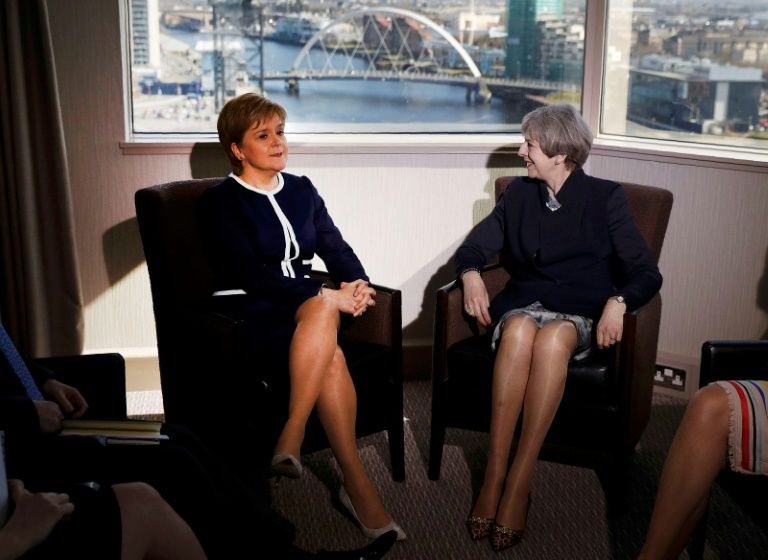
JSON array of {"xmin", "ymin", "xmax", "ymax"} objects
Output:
[{"xmin": 199, "ymin": 172, "xmax": 368, "ymax": 374}]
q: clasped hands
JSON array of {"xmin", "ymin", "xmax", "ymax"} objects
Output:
[
  {"xmin": 322, "ymin": 279, "xmax": 376, "ymax": 317},
  {"xmin": 33, "ymin": 379, "xmax": 88, "ymax": 434}
]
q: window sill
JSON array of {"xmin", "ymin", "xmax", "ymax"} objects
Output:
[
  {"xmin": 120, "ymin": 134, "xmax": 768, "ymax": 172},
  {"xmin": 591, "ymin": 135, "xmax": 768, "ymax": 173},
  {"xmin": 119, "ymin": 134, "xmax": 522, "ymax": 155}
]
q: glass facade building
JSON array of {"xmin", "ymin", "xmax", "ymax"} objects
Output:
[
  {"xmin": 628, "ymin": 57, "xmax": 763, "ymax": 134},
  {"xmin": 505, "ymin": 0, "xmax": 567, "ymax": 80}
]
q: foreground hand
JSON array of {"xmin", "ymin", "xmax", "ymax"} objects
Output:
[
  {"xmin": 462, "ymin": 271, "xmax": 491, "ymax": 327},
  {"xmin": 0, "ymin": 480, "xmax": 74, "ymax": 559},
  {"xmin": 33, "ymin": 401, "xmax": 64, "ymax": 434},
  {"xmin": 596, "ymin": 298, "xmax": 626, "ymax": 349},
  {"xmin": 41, "ymin": 379, "xmax": 88, "ymax": 419}
]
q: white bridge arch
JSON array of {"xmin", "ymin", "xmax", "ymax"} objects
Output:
[{"xmin": 289, "ymin": 7, "xmax": 491, "ymax": 102}]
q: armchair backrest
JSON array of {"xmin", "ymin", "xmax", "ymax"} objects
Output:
[
  {"xmin": 700, "ymin": 340, "xmax": 768, "ymax": 387},
  {"xmin": 494, "ymin": 178, "xmax": 673, "ymax": 263},
  {"xmin": 135, "ymin": 178, "xmax": 225, "ymax": 310}
]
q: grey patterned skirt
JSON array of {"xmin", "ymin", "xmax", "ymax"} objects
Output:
[{"xmin": 491, "ymin": 301, "xmax": 593, "ymax": 360}]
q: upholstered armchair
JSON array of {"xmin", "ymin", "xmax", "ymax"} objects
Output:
[
  {"xmin": 687, "ymin": 340, "xmax": 768, "ymax": 559},
  {"xmin": 429, "ymin": 178, "xmax": 673, "ymax": 492},
  {"xmin": 135, "ymin": 179, "xmax": 405, "ymax": 482}
]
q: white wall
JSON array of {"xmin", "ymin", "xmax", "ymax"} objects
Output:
[{"xmin": 47, "ymin": 0, "xmax": 768, "ymax": 393}]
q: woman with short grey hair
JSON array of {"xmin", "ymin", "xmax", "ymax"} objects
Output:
[{"xmin": 456, "ymin": 103, "xmax": 662, "ymax": 552}]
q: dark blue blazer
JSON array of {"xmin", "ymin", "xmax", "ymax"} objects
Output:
[
  {"xmin": 455, "ymin": 169, "xmax": 662, "ymax": 321},
  {"xmin": 200, "ymin": 172, "xmax": 368, "ymax": 309}
]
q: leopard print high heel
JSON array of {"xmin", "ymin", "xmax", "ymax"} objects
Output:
[
  {"xmin": 466, "ymin": 515, "xmax": 494, "ymax": 541},
  {"xmin": 489, "ymin": 494, "xmax": 531, "ymax": 552}
]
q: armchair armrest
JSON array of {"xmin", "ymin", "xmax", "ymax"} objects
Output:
[
  {"xmin": 310, "ymin": 270, "xmax": 401, "ymax": 348},
  {"xmin": 32, "ymin": 354, "xmax": 127, "ymax": 420},
  {"xmin": 434, "ymin": 264, "xmax": 510, "ymax": 382},
  {"xmin": 436, "ymin": 264, "xmax": 509, "ymax": 348},
  {"xmin": 617, "ymin": 293, "xmax": 662, "ymax": 451},
  {"xmin": 700, "ymin": 340, "xmax": 768, "ymax": 387},
  {"xmin": 344, "ymin": 284, "xmax": 401, "ymax": 348}
]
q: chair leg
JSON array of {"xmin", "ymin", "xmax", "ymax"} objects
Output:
[
  {"xmin": 388, "ymin": 427, "xmax": 405, "ymax": 482},
  {"xmin": 596, "ymin": 453, "xmax": 633, "ymax": 513},
  {"xmin": 428, "ymin": 414, "xmax": 446, "ymax": 481},
  {"xmin": 388, "ymin": 390, "xmax": 406, "ymax": 482}
]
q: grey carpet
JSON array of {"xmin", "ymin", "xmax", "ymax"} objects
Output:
[{"xmin": 270, "ymin": 381, "xmax": 768, "ymax": 559}]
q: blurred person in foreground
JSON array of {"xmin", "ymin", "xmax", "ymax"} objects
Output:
[
  {"xmin": 0, "ymin": 478, "xmax": 206, "ymax": 560},
  {"xmin": 639, "ymin": 379, "xmax": 767, "ymax": 559},
  {"xmin": 0, "ymin": 320, "xmax": 395, "ymax": 559}
]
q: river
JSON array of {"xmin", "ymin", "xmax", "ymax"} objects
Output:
[{"xmin": 167, "ymin": 29, "xmax": 537, "ymax": 132}]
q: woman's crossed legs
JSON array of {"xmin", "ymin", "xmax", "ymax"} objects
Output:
[{"xmin": 273, "ymin": 295, "xmax": 393, "ymax": 530}]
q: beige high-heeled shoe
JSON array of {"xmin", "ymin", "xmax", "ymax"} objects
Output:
[
  {"xmin": 339, "ymin": 486, "xmax": 406, "ymax": 541},
  {"xmin": 270, "ymin": 453, "xmax": 303, "ymax": 479}
]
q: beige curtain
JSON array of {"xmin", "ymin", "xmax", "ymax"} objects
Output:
[{"xmin": 0, "ymin": 0, "xmax": 83, "ymax": 356}]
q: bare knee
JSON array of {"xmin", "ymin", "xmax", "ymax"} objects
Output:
[
  {"xmin": 532, "ymin": 321, "xmax": 577, "ymax": 357},
  {"xmin": 113, "ymin": 482, "xmax": 165, "ymax": 518},
  {"xmin": 498, "ymin": 315, "xmax": 537, "ymax": 354},
  {"xmin": 296, "ymin": 295, "xmax": 340, "ymax": 328},
  {"xmin": 492, "ymin": 317, "xmax": 537, "ymax": 393},
  {"xmin": 686, "ymin": 384, "xmax": 730, "ymax": 432}
]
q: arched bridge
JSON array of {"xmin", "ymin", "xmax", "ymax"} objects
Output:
[{"xmin": 275, "ymin": 7, "xmax": 493, "ymax": 103}]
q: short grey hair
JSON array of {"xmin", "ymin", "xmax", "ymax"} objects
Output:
[{"xmin": 521, "ymin": 104, "xmax": 593, "ymax": 169}]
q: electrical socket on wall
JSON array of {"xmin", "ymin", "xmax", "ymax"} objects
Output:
[{"xmin": 654, "ymin": 364, "xmax": 687, "ymax": 391}]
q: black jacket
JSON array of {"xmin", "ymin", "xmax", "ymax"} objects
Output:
[{"xmin": 454, "ymin": 169, "xmax": 662, "ymax": 321}]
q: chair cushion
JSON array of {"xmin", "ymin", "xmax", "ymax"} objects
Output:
[
  {"xmin": 447, "ymin": 336, "xmax": 617, "ymax": 408},
  {"xmin": 716, "ymin": 470, "xmax": 768, "ymax": 531},
  {"xmin": 443, "ymin": 336, "xmax": 622, "ymax": 454}
]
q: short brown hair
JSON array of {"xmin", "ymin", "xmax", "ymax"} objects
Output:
[
  {"xmin": 217, "ymin": 93, "xmax": 287, "ymax": 174},
  {"xmin": 521, "ymin": 104, "xmax": 593, "ymax": 169}
]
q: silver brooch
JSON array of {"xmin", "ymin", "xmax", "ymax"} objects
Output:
[{"xmin": 545, "ymin": 196, "xmax": 561, "ymax": 212}]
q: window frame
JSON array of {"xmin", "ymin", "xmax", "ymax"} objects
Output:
[{"xmin": 119, "ymin": 0, "xmax": 768, "ymax": 168}]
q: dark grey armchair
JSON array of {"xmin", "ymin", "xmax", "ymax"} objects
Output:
[
  {"xmin": 429, "ymin": 178, "xmax": 673, "ymax": 498},
  {"xmin": 135, "ymin": 179, "xmax": 405, "ymax": 482}
]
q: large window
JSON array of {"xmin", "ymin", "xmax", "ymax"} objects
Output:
[
  {"xmin": 126, "ymin": 0, "xmax": 587, "ymax": 134},
  {"xmin": 602, "ymin": 0, "xmax": 768, "ymax": 151},
  {"xmin": 125, "ymin": 0, "xmax": 768, "ymax": 153}
]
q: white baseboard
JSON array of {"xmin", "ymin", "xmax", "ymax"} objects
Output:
[{"xmin": 83, "ymin": 346, "xmax": 158, "ymax": 358}]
